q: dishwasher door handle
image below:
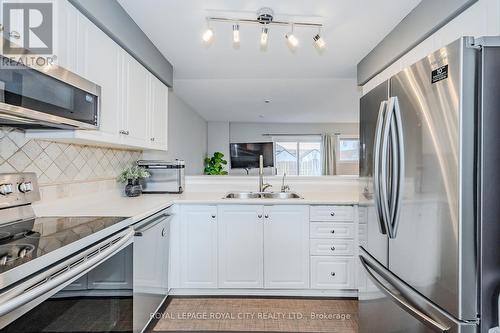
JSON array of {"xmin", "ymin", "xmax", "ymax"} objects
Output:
[{"xmin": 135, "ymin": 214, "xmax": 171, "ymax": 236}]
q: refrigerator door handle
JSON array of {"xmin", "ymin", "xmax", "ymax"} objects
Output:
[
  {"xmin": 359, "ymin": 255, "xmax": 450, "ymax": 332},
  {"xmin": 380, "ymin": 99, "xmax": 394, "ymax": 237},
  {"xmin": 389, "ymin": 96, "xmax": 405, "ymax": 237},
  {"xmin": 373, "ymin": 100, "xmax": 388, "ymax": 235}
]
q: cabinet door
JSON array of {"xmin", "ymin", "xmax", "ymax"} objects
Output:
[
  {"xmin": 77, "ymin": 13, "xmax": 121, "ymax": 139},
  {"xmin": 218, "ymin": 205, "xmax": 263, "ymax": 288},
  {"xmin": 149, "ymin": 74, "xmax": 168, "ymax": 150},
  {"xmin": 180, "ymin": 206, "xmax": 218, "ymax": 288},
  {"xmin": 121, "ymin": 52, "xmax": 150, "ymax": 146},
  {"xmin": 53, "ymin": 0, "xmax": 78, "ymax": 72},
  {"xmin": 263, "ymin": 205, "xmax": 309, "ymax": 289},
  {"xmin": 87, "ymin": 245, "xmax": 133, "ymax": 290}
]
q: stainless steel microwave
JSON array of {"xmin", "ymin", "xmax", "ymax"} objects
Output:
[{"xmin": 0, "ymin": 55, "xmax": 101, "ymax": 130}]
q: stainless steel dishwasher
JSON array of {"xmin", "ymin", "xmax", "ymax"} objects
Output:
[{"xmin": 133, "ymin": 208, "xmax": 172, "ymax": 333}]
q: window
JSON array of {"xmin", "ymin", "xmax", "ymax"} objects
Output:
[
  {"xmin": 275, "ymin": 138, "xmax": 322, "ymax": 176},
  {"xmin": 338, "ymin": 137, "xmax": 360, "ymax": 162}
]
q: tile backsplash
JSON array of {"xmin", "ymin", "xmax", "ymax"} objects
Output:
[{"xmin": 0, "ymin": 127, "xmax": 142, "ymax": 185}]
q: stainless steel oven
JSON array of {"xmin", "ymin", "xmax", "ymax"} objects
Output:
[{"xmin": 0, "ymin": 54, "xmax": 101, "ymax": 130}]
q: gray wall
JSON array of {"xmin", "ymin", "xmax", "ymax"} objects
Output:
[
  {"xmin": 357, "ymin": 0, "xmax": 478, "ymax": 85},
  {"xmin": 69, "ymin": 0, "xmax": 173, "ymax": 87},
  {"xmin": 143, "ymin": 92, "xmax": 207, "ymax": 175}
]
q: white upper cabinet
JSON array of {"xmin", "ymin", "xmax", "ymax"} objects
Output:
[
  {"xmin": 25, "ymin": 2, "xmax": 169, "ymax": 151},
  {"xmin": 76, "ymin": 13, "xmax": 121, "ymax": 140},
  {"xmin": 148, "ymin": 74, "xmax": 169, "ymax": 150},
  {"xmin": 218, "ymin": 205, "xmax": 264, "ymax": 288},
  {"xmin": 263, "ymin": 205, "xmax": 310, "ymax": 289},
  {"xmin": 120, "ymin": 51, "xmax": 150, "ymax": 147}
]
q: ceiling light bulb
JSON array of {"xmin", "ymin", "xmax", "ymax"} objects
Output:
[
  {"xmin": 260, "ymin": 27, "xmax": 269, "ymax": 47},
  {"xmin": 202, "ymin": 28, "xmax": 214, "ymax": 43},
  {"xmin": 233, "ymin": 24, "xmax": 240, "ymax": 44},
  {"xmin": 286, "ymin": 33, "xmax": 299, "ymax": 48},
  {"xmin": 313, "ymin": 34, "xmax": 326, "ymax": 49}
]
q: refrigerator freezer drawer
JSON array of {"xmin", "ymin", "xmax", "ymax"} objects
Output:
[
  {"xmin": 310, "ymin": 239, "xmax": 355, "ymax": 256},
  {"xmin": 310, "ymin": 222, "xmax": 355, "ymax": 239},
  {"xmin": 310, "ymin": 206, "xmax": 354, "ymax": 222},
  {"xmin": 358, "ymin": 249, "xmax": 477, "ymax": 333},
  {"xmin": 310, "ymin": 257, "xmax": 355, "ymax": 289}
]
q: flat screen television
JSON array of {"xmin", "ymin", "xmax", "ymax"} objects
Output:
[{"xmin": 230, "ymin": 142, "xmax": 274, "ymax": 169}]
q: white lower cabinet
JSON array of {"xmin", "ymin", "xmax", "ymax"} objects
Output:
[
  {"xmin": 263, "ymin": 205, "xmax": 309, "ymax": 289},
  {"xmin": 310, "ymin": 257, "xmax": 355, "ymax": 289},
  {"xmin": 180, "ymin": 205, "xmax": 218, "ymax": 288},
  {"xmin": 176, "ymin": 204, "xmax": 356, "ymax": 293},
  {"xmin": 218, "ymin": 205, "xmax": 264, "ymax": 288},
  {"xmin": 208, "ymin": 205, "xmax": 309, "ymax": 290}
]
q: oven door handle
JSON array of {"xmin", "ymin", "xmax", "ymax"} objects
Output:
[{"xmin": 0, "ymin": 227, "xmax": 135, "ymax": 317}]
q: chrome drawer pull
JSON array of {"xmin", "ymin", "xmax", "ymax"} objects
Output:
[
  {"xmin": 330, "ymin": 246, "xmax": 336, "ymax": 251},
  {"xmin": 331, "ymin": 272, "xmax": 336, "ymax": 277},
  {"xmin": 330, "ymin": 212, "xmax": 335, "ymax": 216},
  {"xmin": 331, "ymin": 230, "xmax": 335, "ymax": 234}
]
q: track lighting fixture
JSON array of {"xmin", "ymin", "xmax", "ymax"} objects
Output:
[{"xmin": 202, "ymin": 7, "xmax": 324, "ymax": 53}]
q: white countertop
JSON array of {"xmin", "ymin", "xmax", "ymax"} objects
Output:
[{"xmin": 33, "ymin": 190, "xmax": 359, "ymax": 222}]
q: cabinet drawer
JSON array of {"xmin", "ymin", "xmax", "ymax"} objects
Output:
[
  {"xmin": 310, "ymin": 239, "xmax": 355, "ymax": 256},
  {"xmin": 310, "ymin": 222, "xmax": 354, "ymax": 239},
  {"xmin": 310, "ymin": 257, "xmax": 355, "ymax": 289},
  {"xmin": 310, "ymin": 206, "xmax": 354, "ymax": 221}
]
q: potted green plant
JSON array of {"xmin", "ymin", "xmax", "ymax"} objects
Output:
[
  {"xmin": 117, "ymin": 165, "xmax": 151, "ymax": 197},
  {"xmin": 204, "ymin": 152, "xmax": 228, "ymax": 175}
]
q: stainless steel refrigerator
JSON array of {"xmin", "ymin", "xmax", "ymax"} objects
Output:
[{"xmin": 358, "ymin": 36, "xmax": 500, "ymax": 333}]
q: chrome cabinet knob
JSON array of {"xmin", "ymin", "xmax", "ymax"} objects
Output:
[
  {"xmin": 161, "ymin": 228, "xmax": 167, "ymax": 237},
  {"xmin": 150, "ymin": 137, "xmax": 155, "ymax": 142},
  {"xmin": 258, "ymin": 214, "xmax": 263, "ymax": 218},
  {"xmin": 330, "ymin": 212, "xmax": 335, "ymax": 217},
  {"xmin": 330, "ymin": 230, "xmax": 335, "ymax": 234},
  {"xmin": 330, "ymin": 246, "xmax": 336, "ymax": 251},
  {"xmin": 0, "ymin": 184, "xmax": 13, "ymax": 195},
  {"xmin": 18, "ymin": 182, "xmax": 32, "ymax": 193},
  {"xmin": 119, "ymin": 130, "xmax": 130, "ymax": 135},
  {"xmin": 264, "ymin": 214, "xmax": 269, "ymax": 219},
  {"xmin": 211, "ymin": 214, "xmax": 216, "ymax": 219},
  {"xmin": 331, "ymin": 272, "xmax": 336, "ymax": 277}
]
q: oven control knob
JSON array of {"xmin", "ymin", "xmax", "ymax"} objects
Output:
[
  {"xmin": 0, "ymin": 184, "xmax": 13, "ymax": 195},
  {"xmin": 18, "ymin": 182, "xmax": 33, "ymax": 193}
]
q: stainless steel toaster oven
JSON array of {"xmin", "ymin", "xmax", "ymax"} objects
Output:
[{"xmin": 137, "ymin": 160, "xmax": 185, "ymax": 193}]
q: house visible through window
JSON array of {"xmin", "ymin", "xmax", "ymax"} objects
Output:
[
  {"xmin": 338, "ymin": 137, "xmax": 360, "ymax": 162},
  {"xmin": 275, "ymin": 138, "xmax": 321, "ymax": 176}
]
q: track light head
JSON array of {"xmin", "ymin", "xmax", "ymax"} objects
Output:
[
  {"xmin": 260, "ymin": 27, "xmax": 269, "ymax": 47},
  {"xmin": 202, "ymin": 27, "xmax": 214, "ymax": 43},
  {"xmin": 232, "ymin": 24, "xmax": 240, "ymax": 44},
  {"xmin": 313, "ymin": 34, "xmax": 326, "ymax": 49},
  {"xmin": 286, "ymin": 33, "xmax": 299, "ymax": 48}
]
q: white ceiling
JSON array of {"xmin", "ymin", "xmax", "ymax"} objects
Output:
[{"xmin": 118, "ymin": 0, "xmax": 420, "ymax": 123}]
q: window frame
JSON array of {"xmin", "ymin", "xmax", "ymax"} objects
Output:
[
  {"xmin": 273, "ymin": 135, "xmax": 322, "ymax": 176},
  {"xmin": 336, "ymin": 135, "xmax": 360, "ymax": 164}
]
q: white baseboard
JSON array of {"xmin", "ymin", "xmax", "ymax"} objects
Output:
[{"xmin": 169, "ymin": 288, "xmax": 358, "ymax": 298}]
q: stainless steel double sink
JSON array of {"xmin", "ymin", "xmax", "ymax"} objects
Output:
[{"xmin": 223, "ymin": 192, "xmax": 303, "ymax": 199}]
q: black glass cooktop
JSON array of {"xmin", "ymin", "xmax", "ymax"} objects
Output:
[{"xmin": 0, "ymin": 216, "xmax": 128, "ymax": 274}]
